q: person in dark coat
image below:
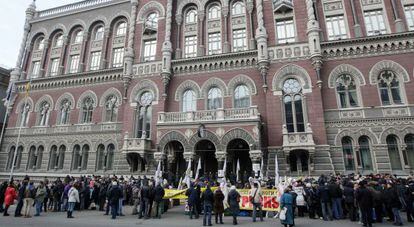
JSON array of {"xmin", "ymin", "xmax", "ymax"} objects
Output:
[
  {"xmin": 213, "ymin": 187, "xmax": 225, "ymax": 224},
  {"xmin": 227, "ymin": 186, "xmax": 240, "ymax": 225},
  {"xmin": 406, "ymin": 180, "xmax": 414, "ymax": 222},
  {"xmin": 385, "ymin": 182, "xmax": 403, "ymax": 226},
  {"xmin": 154, "ymin": 183, "xmax": 165, "ymax": 219},
  {"xmin": 201, "ymin": 184, "xmax": 214, "ymax": 226},
  {"xmin": 139, "ymin": 181, "xmax": 149, "ymax": 219},
  {"xmin": 147, "ymin": 182, "xmax": 155, "ymax": 218},
  {"xmin": 343, "ymin": 182, "xmax": 356, "ymax": 221},
  {"xmin": 356, "ymin": 181, "xmax": 374, "ymax": 227},
  {"xmin": 14, "ymin": 180, "xmax": 28, "ymax": 217},
  {"xmin": 0, "ymin": 181, "xmax": 7, "ymax": 212},
  {"xmin": 186, "ymin": 184, "xmax": 199, "ymax": 219},
  {"xmin": 108, "ymin": 181, "xmax": 122, "ymax": 219},
  {"xmin": 328, "ymin": 180, "xmax": 343, "ymax": 219},
  {"xmin": 318, "ymin": 183, "xmax": 332, "ymax": 221},
  {"xmin": 280, "ymin": 188, "xmax": 294, "ymax": 227}
]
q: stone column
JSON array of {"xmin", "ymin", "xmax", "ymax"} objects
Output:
[
  {"xmin": 58, "ymin": 36, "xmax": 69, "ymax": 75},
  {"xmin": 20, "ymin": 43, "xmax": 32, "ymax": 79},
  {"xmin": 222, "ymin": 8, "xmax": 230, "ymax": 53},
  {"xmin": 246, "ymin": 0, "xmax": 255, "ymax": 50},
  {"xmin": 39, "ymin": 40, "xmax": 50, "ymax": 78},
  {"xmin": 197, "ymin": 11, "xmax": 205, "ymax": 57},
  {"xmin": 390, "ymin": 0, "xmax": 405, "ymax": 33},
  {"xmin": 100, "ymin": 28, "xmax": 111, "ymax": 70},
  {"xmin": 306, "ymin": 0, "xmax": 323, "ymax": 86},
  {"xmin": 161, "ymin": 0, "xmax": 173, "ymax": 97},
  {"xmin": 349, "ymin": 0, "xmax": 362, "ymax": 37},
  {"xmin": 249, "ymin": 149, "xmax": 262, "ymax": 177},
  {"xmin": 79, "ymin": 32, "xmax": 89, "ymax": 73},
  {"xmin": 255, "ymin": 0, "xmax": 270, "ymax": 91},
  {"xmin": 175, "ymin": 16, "xmax": 183, "ymax": 59}
]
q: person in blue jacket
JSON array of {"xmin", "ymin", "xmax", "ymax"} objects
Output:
[{"xmin": 280, "ymin": 187, "xmax": 294, "ymax": 227}]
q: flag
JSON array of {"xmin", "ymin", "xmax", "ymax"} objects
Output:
[
  {"xmin": 155, "ymin": 160, "xmax": 161, "ymax": 185},
  {"xmin": 195, "ymin": 158, "xmax": 201, "ymax": 180},
  {"xmin": 275, "ymin": 154, "xmax": 280, "ymax": 186},
  {"xmin": 236, "ymin": 159, "xmax": 240, "ymax": 182},
  {"xmin": 184, "ymin": 159, "xmax": 192, "ymax": 187},
  {"xmin": 177, "ymin": 177, "xmax": 183, "ymax": 190},
  {"xmin": 260, "ymin": 158, "xmax": 264, "ymax": 180},
  {"xmin": 3, "ymin": 82, "xmax": 14, "ymax": 107},
  {"xmin": 222, "ymin": 157, "xmax": 227, "ymax": 178}
]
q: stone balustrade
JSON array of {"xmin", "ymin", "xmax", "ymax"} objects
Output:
[
  {"xmin": 36, "ymin": 0, "xmax": 122, "ymax": 18},
  {"xmin": 122, "ymin": 137, "xmax": 152, "ymax": 154},
  {"xmin": 282, "ymin": 123, "xmax": 315, "ymax": 153},
  {"xmin": 158, "ymin": 106, "xmax": 260, "ymax": 124}
]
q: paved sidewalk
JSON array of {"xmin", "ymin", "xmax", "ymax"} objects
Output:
[{"xmin": 0, "ymin": 205, "xmax": 410, "ymax": 227}]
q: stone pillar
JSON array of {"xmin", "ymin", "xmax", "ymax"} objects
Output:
[
  {"xmin": 390, "ymin": 0, "xmax": 405, "ymax": 33},
  {"xmin": 246, "ymin": 0, "xmax": 255, "ymax": 50},
  {"xmin": 100, "ymin": 28, "xmax": 111, "ymax": 70},
  {"xmin": 39, "ymin": 40, "xmax": 50, "ymax": 78},
  {"xmin": 58, "ymin": 36, "xmax": 69, "ymax": 75},
  {"xmin": 249, "ymin": 149, "xmax": 262, "ymax": 177},
  {"xmin": 123, "ymin": 0, "xmax": 139, "ymax": 98},
  {"xmin": 161, "ymin": 0, "xmax": 173, "ymax": 97},
  {"xmin": 197, "ymin": 11, "xmax": 205, "ymax": 57},
  {"xmin": 175, "ymin": 16, "xmax": 183, "ymax": 59},
  {"xmin": 349, "ymin": 0, "xmax": 362, "ymax": 37},
  {"xmin": 306, "ymin": 0, "xmax": 323, "ymax": 87},
  {"xmin": 255, "ymin": 0, "xmax": 270, "ymax": 91},
  {"xmin": 222, "ymin": 8, "xmax": 230, "ymax": 53}
]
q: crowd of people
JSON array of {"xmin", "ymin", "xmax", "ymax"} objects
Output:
[{"xmin": 0, "ymin": 173, "xmax": 413, "ymax": 227}]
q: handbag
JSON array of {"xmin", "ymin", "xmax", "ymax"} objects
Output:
[{"xmin": 279, "ymin": 207, "xmax": 287, "ymax": 221}]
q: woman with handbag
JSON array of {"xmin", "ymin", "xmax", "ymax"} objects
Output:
[
  {"xmin": 280, "ymin": 188, "xmax": 294, "ymax": 227},
  {"xmin": 228, "ymin": 186, "xmax": 241, "ymax": 225}
]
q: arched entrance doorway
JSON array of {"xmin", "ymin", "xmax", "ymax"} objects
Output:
[
  {"xmin": 226, "ymin": 139, "xmax": 252, "ymax": 184},
  {"xmin": 194, "ymin": 140, "xmax": 218, "ymax": 179},
  {"xmin": 164, "ymin": 141, "xmax": 186, "ymax": 187},
  {"xmin": 288, "ymin": 150, "xmax": 309, "ymax": 175},
  {"xmin": 126, "ymin": 153, "xmax": 146, "ymax": 172}
]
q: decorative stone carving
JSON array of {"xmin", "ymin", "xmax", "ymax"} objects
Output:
[
  {"xmin": 174, "ymin": 80, "xmax": 201, "ymax": 101},
  {"xmin": 369, "ymin": 60, "xmax": 410, "ymax": 84},
  {"xmin": 228, "ymin": 74, "xmax": 257, "ymax": 96},
  {"xmin": 272, "ymin": 64, "xmax": 312, "ymax": 95},
  {"xmin": 328, "ymin": 64, "xmax": 366, "ymax": 88}
]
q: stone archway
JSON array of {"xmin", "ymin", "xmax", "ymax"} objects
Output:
[
  {"xmin": 126, "ymin": 153, "xmax": 146, "ymax": 173},
  {"xmin": 288, "ymin": 150, "xmax": 309, "ymax": 175},
  {"xmin": 226, "ymin": 139, "xmax": 252, "ymax": 184},
  {"xmin": 194, "ymin": 140, "xmax": 218, "ymax": 180},
  {"xmin": 164, "ymin": 140, "xmax": 186, "ymax": 187}
]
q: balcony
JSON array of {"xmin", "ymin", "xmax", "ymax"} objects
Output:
[
  {"xmin": 157, "ymin": 106, "xmax": 260, "ymax": 125},
  {"xmin": 122, "ymin": 137, "xmax": 152, "ymax": 155},
  {"xmin": 273, "ymin": 0, "xmax": 293, "ymax": 13},
  {"xmin": 282, "ymin": 123, "xmax": 315, "ymax": 154}
]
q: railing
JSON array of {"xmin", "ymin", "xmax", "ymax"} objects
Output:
[
  {"xmin": 282, "ymin": 123, "xmax": 315, "ymax": 151},
  {"xmin": 122, "ymin": 138, "xmax": 152, "ymax": 154},
  {"xmin": 36, "ymin": 0, "xmax": 117, "ymax": 18},
  {"xmin": 158, "ymin": 106, "xmax": 260, "ymax": 124}
]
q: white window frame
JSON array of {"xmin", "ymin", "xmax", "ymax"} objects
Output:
[
  {"xmin": 112, "ymin": 48, "xmax": 124, "ymax": 68},
  {"xmin": 49, "ymin": 58, "xmax": 60, "ymax": 76},
  {"xmin": 184, "ymin": 36, "xmax": 198, "ymax": 58},
  {"xmin": 208, "ymin": 33, "xmax": 222, "ymax": 55},
  {"xmin": 90, "ymin": 51, "xmax": 101, "ymax": 71},
  {"xmin": 94, "ymin": 26, "xmax": 105, "ymax": 41},
  {"xmin": 275, "ymin": 18, "xmax": 296, "ymax": 44},
  {"xmin": 74, "ymin": 30, "xmax": 84, "ymax": 44},
  {"xmin": 364, "ymin": 10, "xmax": 387, "ymax": 36},
  {"xmin": 31, "ymin": 61, "xmax": 41, "ymax": 78},
  {"xmin": 405, "ymin": 5, "xmax": 414, "ymax": 31},
  {"xmin": 116, "ymin": 22, "xmax": 127, "ymax": 36},
  {"xmin": 232, "ymin": 29, "xmax": 247, "ymax": 52},
  {"xmin": 326, "ymin": 15, "xmax": 348, "ymax": 40},
  {"xmin": 143, "ymin": 39, "xmax": 157, "ymax": 61},
  {"xmin": 68, "ymin": 55, "xmax": 80, "ymax": 74}
]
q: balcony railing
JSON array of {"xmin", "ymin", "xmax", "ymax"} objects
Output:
[
  {"xmin": 273, "ymin": 0, "xmax": 293, "ymax": 12},
  {"xmin": 282, "ymin": 123, "xmax": 315, "ymax": 152},
  {"xmin": 158, "ymin": 106, "xmax": 260, "ymax": 124},
  {"xmin": 122, "ymin": 138, "xmax": 152, "ymax": 154},
  {"xmin": 36, "ymin": 0, "xmax": 125, "ymax": 18}
]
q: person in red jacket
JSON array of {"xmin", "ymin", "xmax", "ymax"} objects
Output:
[{"xmin": 3, "ymin": 182, "xmax": 17, "ymax": 216}]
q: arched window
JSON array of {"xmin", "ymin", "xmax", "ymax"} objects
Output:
[
  {"xmin": 405, "ymin": 134, "xmax": 414, "ymax": 168},
  {"xmin": 136, "ymin": 92, "xmax": 153, "ymax": 139},
  {"xmin": 358, "ymin": 136, "xmax": 373, "ymax": 171},
  {"xmin": 116, "ymin": 21, "xmax": 127, "ymax": 36},
  {"xmin": 207, "ymin": 87, "xmax": 223, "ymax": 110},
  {"xmin": 71, "ymin": 145, "xmax": 81, "ymax": 170},
  {"xmin": 336, "ymin": 74, "xmax": 359, "ymax": 108},
  {"xmin": 341, "ymin": 137, "xmax": 355, "ymax": 171},
  {"xmin": 27, "ymin": 146, "xmax": 43, "ymax": 170},
  {"xmin": 186, "ymin": 9, "xmax": 198, "ymax": 23},
  {"xmin": 283, "ymin": 78, "xmax": 305, "ymax": 133},
  {"xmin": 49, "ymin": 145, "xmax": 58, "ymax": 170},
  {"xmin": 104, "ymin": 95, "xmax": 118, "ymax": 122},
  {"xmin": 145, "ymin": 12, "xmax": 159, "ymax": 30},
  {"xmin": 106, "ymin": 144, "xmax": 115, "ymax": 170},
  {"xmin": 10, "ymin": 146, "xmax": 24, "ymax": 170},
  {"xmin": 232, "ymin": 1, "xmax": 245, "ymax": 15},
  {"xmin": 6, "ymin": 146, "xmax": 16, "ymax": 170},
  {"xmin": 208, "ymin": 5, "xmax": 221, "ymax": 20},
  {"xmin": 81, "ymin": 97, "xmax": 94, "ymax": 123},
  {"xmin": 36, "ymin": 37, "xmax": 45, "ymax": 51},
  {"xmin": 58, "ymin": 99, "xmax": 71, "ymax": 125},
  {"xmin": 73, "ymin": 30, "xmax": 84, "ymax": 44},
  {"xmin": 54, "ymin": 34, "xmax": 64, "ymax": 48},
  {"xmin": 94, "ymin": 26, "xmax": 105, "ymax": 41},
  {"xmin": 378, "ymin": 70, "xmax": 403, "ymax": 105},
  {"xmin": 96, "ymin": 144, "xmax": 105, "ymax": 171},
  {"xmin": 18, "ymin": 103, "xmax": 30, "ymax": 127},
  {"xmin": 97, "ymin": 144, "xmax": 115, "ymax": 171},
  {"xmin": 72, "ymin": 144, "xmax": 89, "ymax": 170},
  {"xmin": 234, "ymin": 85, "xmax": 250, "ymax": 108},
  {"xmin": 38, "ymin": 101, "xmax": 50, "ymax": 126},
  {"xmin": 183, "ymin": 89, "xmax": 197, "ymax": 112},
  {"xmin": 386, "ymin": 135, "xmax": 402, "ymax": 170}
]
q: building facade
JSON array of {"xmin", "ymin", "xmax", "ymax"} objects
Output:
[{"xmin": 1, "ymin": 0, "xmax": 414, "ymax": 180}]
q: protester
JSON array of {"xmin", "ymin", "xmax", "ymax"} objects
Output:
[
  {"xmin": 154, "ymin": 182, "xmax": 165, "ymax": 219},
  {"xmin": 22, "ymin": 181, "xmax": 35, "ymax": 218},
  {"xmin": 249, "ymin": 182, "xmax": 263, "ymax": 222},
  {"xmin": 34, "ymin": 181, "xmax": 47, "ymax": 216},
  {"xmin": 356, "ymin": 181, "xmax": 373, "ymax": 227},
  {"xmin": 186, "ymin": 184, "xmax": 199, "ymax": 219},
  {"xmin": 3, "ymin": 181, "xmax": 17, "ymax": 216},
  {"xmin": 280, "ymin": 187, "xmax": 294, "ymax": 227},
  {"xmin": 213, "ymin": 186, "xmax": 225, "ymax": 224},
  {"xmin": 67, "ymin": 182, "xmax": 79, "ymax": 218},
  {"xmin": 228, "ymin": 185, "xmax": 240, "ymax": 225},
  {"xmin": 108, "ymin": 181, "xmax": 122, "ymax": 219},
  {"xmin": 201, "ymin": 184, "xmax": 214, "ymax": 226}
]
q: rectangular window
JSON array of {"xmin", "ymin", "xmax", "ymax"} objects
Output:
[
  {"xmin": 326, "ymin": 15, "xmax": 347, "ymax": 40},
  {"xmin": 50, "ymin": 58, "xmax": 60, "ymax": 76},
  {"xmin": 31, "ymin": 61, "xmax": 41, "ymax": 78},
  {"xmin": 184, "ymin": 36, "xmax": 197, "ymax": 58},
  {"xmin": 90, "ymin": 51, "xmax": 101, "ymax": 71},
  {"xmin": 112, "ymin": 48, "xmax": 124, "ymax": 67},
  {"xmin": 208, "ymin": 33, "xmax": 221, "ymax": 55},
  {"xmin": 232, "ymin": 29, "xmax": 247, "ymax": 52},
  {"xmin": 68, "ymin": 55, "xmax": 80, "ymax": 74},
  {"xmin": 143, "ymin": 39, "xmax": 156, "ymax": 61},
  {"xmin": 405, "ymin": 5, "xmax": 414, "ymax": 31},
  {"xmin": 276, "ymin": 19, "xmax": 296, "ymax": 44},
  {"xmin": 364, "ymin": 10, "xmax": 387, "ymax": 36}
]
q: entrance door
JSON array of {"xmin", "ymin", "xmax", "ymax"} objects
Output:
[
  {"xmin": 195, "ymin": 140, "xmax": 218, "ymax": 179},
  {"xmin": 289, "ymin": 150, "xmax": 309, "ymax": 175},
  {"xmin": 164, "ymin": 141, "xmax": 186, "ymax": 186},
  {"xmin": 226, "ymin": 139, "xmax": 252, "ymax": 184}
]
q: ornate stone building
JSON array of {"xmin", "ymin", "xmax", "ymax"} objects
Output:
[{"xmin": 1, "ymin": 0, "xmax": 414, "ymax": 180}]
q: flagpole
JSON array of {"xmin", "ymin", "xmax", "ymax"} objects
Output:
[{"xmin": 0, "ymin": 100, "xmax": 12, "ymax": 149}]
